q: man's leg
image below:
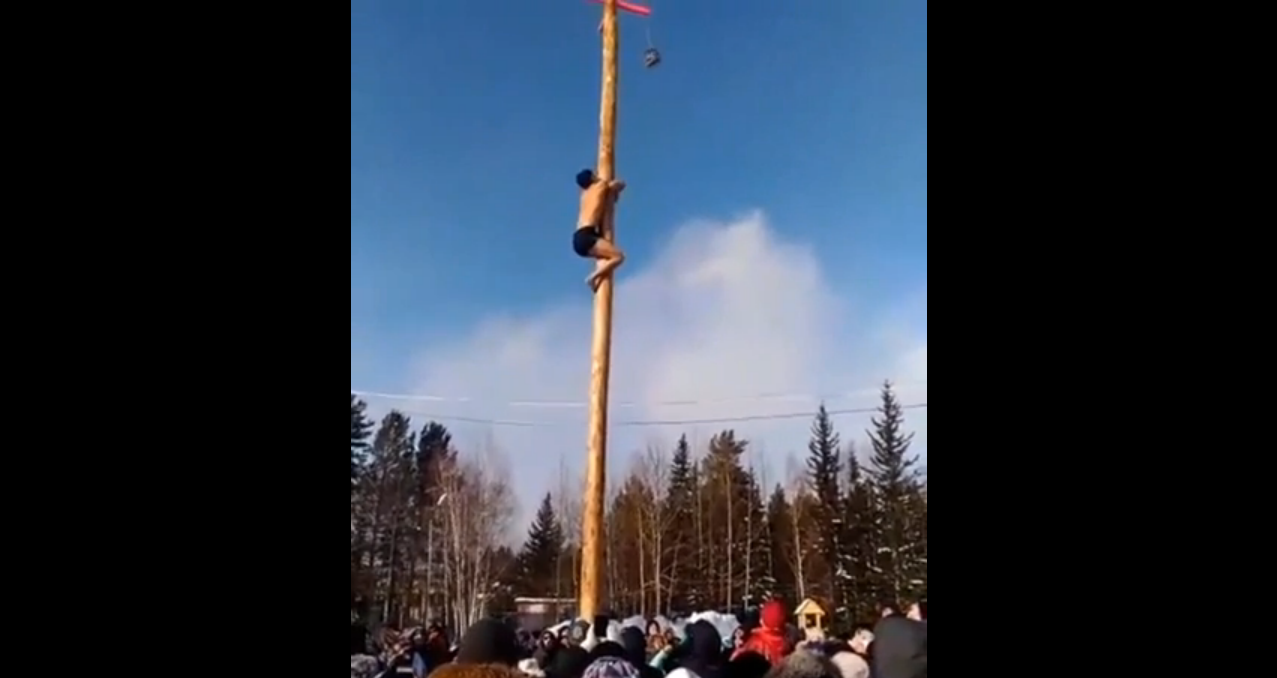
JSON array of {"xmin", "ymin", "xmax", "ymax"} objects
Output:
[{"xmin": 587, "ymin": 238, "xmax": 625, "ymax": 291}]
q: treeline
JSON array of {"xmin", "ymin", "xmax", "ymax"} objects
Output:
[
  {"xmin": 351, "ymin": 384, "xmax": 927, "ymax": 630},
  {"xmin": 350, "ymin": 395, "xmax": 517, "ymax": 633}
]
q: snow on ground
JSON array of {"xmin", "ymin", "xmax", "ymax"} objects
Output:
[{"xmin": 549, "ymin": 612, "xmax": 741, "ymax": 644}]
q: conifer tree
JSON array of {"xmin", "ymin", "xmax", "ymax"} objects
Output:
[
  {"xmin": 704, "ymin": 430, "xmax": 750, "ymax": 610},
  {"xmin": 766, "ymin": 485, "xmax": 798, "ymax": 603},
  {"xmin": 351, "ymin": 395, "xmax": 371, "ymax": 492},
  {"xmin": 839, "ymin": 442, "xmax": 875, "ymax": 622},
  {"xmin": 806, "ymin": 405, "xmax": 845, "ymax": 609},
  {"xmin": 371, "ymin": 411, "xmax": 416, "ymax": 621},
  {"xmin": 745, "ymin": 469, "xmax": 776, "ymax": 600},
  {"xmin": 866, "ymin": 382, "xmax": 927, "ymax": 604},
  {"xmin": 517, "ymin": 493, "xmax": 566, "ymax": 597},
  {"xmin": 663, "ymin": 436, "xmax": 698, "ymax": 613}
]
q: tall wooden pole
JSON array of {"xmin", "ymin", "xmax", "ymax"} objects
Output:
[{"xmin": 579, "ymin": 0, "xmax": 619, "ymax": 622}]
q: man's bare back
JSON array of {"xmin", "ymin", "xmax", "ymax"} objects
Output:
[{"xmin": 577, "ymin": 178, "xmax": 624, "ymax": 228}]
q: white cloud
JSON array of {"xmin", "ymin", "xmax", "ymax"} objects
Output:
[{"xmin": 395, "ymin": 211, "xmax": 927, "ymax": 522}]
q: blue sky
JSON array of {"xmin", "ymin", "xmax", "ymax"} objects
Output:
[{"xmin": 352, "ymin": 0, "xmax": 927, "ymax": 523}]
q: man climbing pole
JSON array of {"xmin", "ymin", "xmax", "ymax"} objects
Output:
[{"xmin": 573, "ymin": 169, "xmax": 627, "ymax": 291}]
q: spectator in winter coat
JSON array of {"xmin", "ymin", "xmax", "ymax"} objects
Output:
[
  {"xmin": 535, "ymin": 632, "xmax": 563, "ymax": 669},
  {"xmin": 647, "ymin": 621, "xmax": 668, "ymax": 655},
  {"xmin": 621, "ymin": 627, "xmax": 665, "ymax": 678},
  {"xmin": 456, "ymin": 619, "xmax": 522, "ymax": 667},
  {"xmin": 548, "ymin": 647, "xmax": 592, "ymax": 678},
  {"xmin": 733, "ymin": 601, "xmax": 790, "ymax": 665},
  {"xmin": 590, "ymin": 641, "xmax": 628, "ymax": 662},
  {"xmin": 725, "ymin": 651, "xmax": 771, "ymax": 678},
  {"xmin": 667, "ymin": 621, "xmax": 726, "ymax": 678},
  {"xmin": 871, "ymin": 615, "xmax": 926, "ymax": 678}
]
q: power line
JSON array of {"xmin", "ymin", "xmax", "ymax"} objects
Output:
[
  {"xmin": 360, "ymin": 403, "xmax": 928, "ymax": 429},
  {"xmin": 617, "ymin": 403, "xmax": 927, "ymax": 427},
  {"xmin": 351, "ymin": 380, "xmax": 927, "ymax": 411}
]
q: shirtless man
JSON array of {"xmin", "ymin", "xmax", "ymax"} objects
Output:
[{"xmin": 573, "ymin": 168, "xmax": 627, "ymax": 291}]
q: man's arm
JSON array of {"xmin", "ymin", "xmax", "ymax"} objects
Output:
[{"xmin": 607, "ymin": 180, "xmax": 627, "ymax": 203}]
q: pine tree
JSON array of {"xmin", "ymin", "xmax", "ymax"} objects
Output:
[
  {"xmin": 415, "ymin": 423, "xmax": 452, "ymax": 498},
  {"xmin": 351, "ymin": 395, "xmax": 373, "ymax": 610},
  {"xmin": 703, "ymin": 430, "xmax": 750, "ymax": 610},
  {"xmin": 410, "ymin": 422, "xmax": 452, "ymax": 625},
  {"xmin": 351, "ymin": 395, "xmax": 371, "ymax": 492},
  {"xmin": 371, "ymin": 411, "xmax": 416, "ymax": 622},
  {"xmin": 866, "ymin": 382, "xmax": 927, "ymax": 604},
  {"xmin": 744, "ymin": 469, "xmax": 776, "ymax": 601},
  {"xmin": 839, "ymin": 442, "xmax": 875, "ymax": 622},
  {"xmin": 766, "ymin": 485, "xmax": 797, "ymax": 603},
  {"xmin": 517, "ymin": 493, "xmax": 566, "ymax": 597},
  {"xmin": 663, "ymin": 436, "xmax": 698, "ymax": 613},
  {"xmin": 806, "ymin": 405, "xmax": 845, "ymax": 610}
]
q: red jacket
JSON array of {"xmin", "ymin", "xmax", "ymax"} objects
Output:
[{"xmin": 733, "ymin": 600, "xmax": 790, "ymax": 665}]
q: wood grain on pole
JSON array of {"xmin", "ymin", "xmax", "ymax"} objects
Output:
[{"xmin": 579, "ymin": 0, "xmax": 619, "ymax": 622}]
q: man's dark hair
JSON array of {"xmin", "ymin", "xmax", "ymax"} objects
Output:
[{"xmin": 576, "ymin": 169, "xmax": 596, "ymax": 189}]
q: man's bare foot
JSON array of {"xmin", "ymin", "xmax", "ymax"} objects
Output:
[{"xmin": 587, "ymin": 273, "xmax": 603, "ymax": 291}]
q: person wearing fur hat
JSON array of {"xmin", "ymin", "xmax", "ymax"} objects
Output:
[
  {"xmin": 762, "ymin": 650, "xmax": 841, "ymax": 678},
  {"xmin": 828, "ymin": 649, "xmax": 870, "ymax": 678}
]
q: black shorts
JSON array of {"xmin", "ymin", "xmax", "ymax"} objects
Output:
[{"xmin": 573, "ymin": 226, "xmax": 601, "ymax": 258}]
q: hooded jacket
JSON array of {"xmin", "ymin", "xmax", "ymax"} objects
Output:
[
  {"xmin": 734, "ymin": 601, "xmax": 789, "ymax": 665},
  {"xmin": 668, "ymin": 621, "xmax": 725, "ymax": 678}
]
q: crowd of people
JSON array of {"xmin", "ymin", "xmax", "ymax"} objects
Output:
[{"xmin": 351, "ymin": 599, "xmax": 927, "ymax": 678}]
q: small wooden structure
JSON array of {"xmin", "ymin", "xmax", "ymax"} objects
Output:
[
  {"xmin": 515, "ymin": 597, "xmax": 577, "ymax": 633},
  {"xmin": 795, "ymin": 598, "xmax": 829, "ymax": 640}
]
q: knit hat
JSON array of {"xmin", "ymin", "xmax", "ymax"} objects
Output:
[
  {"xmin": 456, "ymin": 619, "xmax": 521, "ymax": 666},
  {"xmin": 583, "ymin": 657, "xmax": 640, "ymax": 678},
  {"xmin": 764, "ymin": 651, "xmax": 841, "ymax": 678},
  {"xmin": 829, "ymin": 652, "xmax": 870, "ymax": 678}
]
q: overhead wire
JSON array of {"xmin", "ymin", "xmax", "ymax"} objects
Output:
[
  {"xmin": 351, "ymin": 380, "xmax": 928, "ymax": 411},
  {"xmin": 355, "ymin": 403, "xmax": 928, "ymax": 429}
]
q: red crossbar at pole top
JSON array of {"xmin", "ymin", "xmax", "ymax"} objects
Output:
[{"xmin": 589, "ymin": 0, "xmax": 652, "ymax": 16}]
